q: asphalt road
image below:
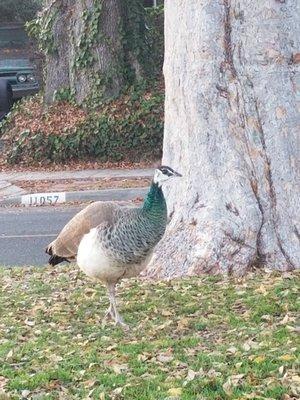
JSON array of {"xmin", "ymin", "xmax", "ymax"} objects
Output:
[{"xmin": 0, "ymin": 206, "xmax": 82, "ymax": 266}]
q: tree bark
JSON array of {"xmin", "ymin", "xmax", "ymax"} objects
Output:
[
  {"xmin": 146, "ymin": 0, "xmax": 300, "ymax": 278},
  {"xmin": 43, "ymin": 0, "xmax": 145, "ymax": 104}
]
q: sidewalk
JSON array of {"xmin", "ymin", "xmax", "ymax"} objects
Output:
[
  {"xmin": 0, "ymin": 168, "xmax": 154, "ymax": 206},
  {"xmin": 0, "ymin": 168, "xmax": 154, "ymax": 182}
]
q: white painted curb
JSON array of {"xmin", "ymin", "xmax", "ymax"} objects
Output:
[
  {"xmin": 21, "ymin": 192, "xmax": 66, "ymax": 206},
  {"xmin": 0, "ymin": 187, "xmax": 148, "ymax": 207}
]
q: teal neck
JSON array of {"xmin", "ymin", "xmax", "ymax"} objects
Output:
[{"xmin": 142, "ymin": 181, "xmax": 167, "ymax": 216}]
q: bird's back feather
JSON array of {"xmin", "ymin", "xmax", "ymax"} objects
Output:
[{"xmin": 46, "ymin": 201, "xmax": 124, "ymax": 261}]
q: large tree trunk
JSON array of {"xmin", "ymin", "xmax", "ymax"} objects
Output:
[
  {"xmin": 42, "ymin": 0, "xmax": 146, "ymax": 104},
  {"xmin": 146, "ymin": 0, "xmax": 300, "ymax": 278}
]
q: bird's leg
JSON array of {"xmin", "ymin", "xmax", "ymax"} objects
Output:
[
  {"xmin": 103, "ymin": 302, "xmax": 115, "ymax": 320},
  {"xmin": 106, "ymin": 282, "xmax": 129, "ymax": 330},
  {"xmin": 101, "ymin": 285, "xmax": 116, "ymax": 327}
]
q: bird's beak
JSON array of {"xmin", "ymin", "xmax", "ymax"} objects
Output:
[{"xmin": 173, "ymin": 171, "xmax": 182, "ymax": 177}]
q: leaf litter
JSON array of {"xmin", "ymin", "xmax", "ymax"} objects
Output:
[{"xmin": 0, "ymin": 266, "xmax": 298, "ymax": 399}]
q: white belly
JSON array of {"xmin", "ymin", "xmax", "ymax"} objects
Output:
[{"xmin": 77, "ymin": 228, "xmax": 124, "ymax": 282}]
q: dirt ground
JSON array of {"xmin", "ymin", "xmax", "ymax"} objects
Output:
[{"xmin": 14, "ymin": 177, "xmax": 151, "ymax": 194}]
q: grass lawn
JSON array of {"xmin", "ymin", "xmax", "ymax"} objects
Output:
[{"xmin": 0, "ymin": 266, "xmax": 299, "ymax": 399}]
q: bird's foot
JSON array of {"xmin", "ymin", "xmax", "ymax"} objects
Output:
[
  {"xmin": 101, "ymin": 306, "xmax": 115, "ymax": 327},
  {"xmin": 114, "ymin": 314, "xmax": 129, "ymax": 331}
]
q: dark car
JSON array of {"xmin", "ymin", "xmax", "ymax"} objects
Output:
[
  {"xmin": 0, "ymin": 24, "xmax": 40, "ymax": 119},
  {"xmin": 0, "ymin": 58, "xmax": 39, "ymax": 96}
]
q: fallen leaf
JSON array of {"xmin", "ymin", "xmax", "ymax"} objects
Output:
[
  {"xmin": 112, "ymin": 387, "xmax": 123, "ymax": 395},
  {"xmin": 278, "ymin": 314, "xmax": 295, "ymax": 325},
  {"xmin": 255, "ymin": 285, "xmax": 268, "ymax": 295},
  {"xmin": 279, "ymin": 354, "xmax": 295, "ymax": 361},
  {"xmin": 137, "ymin": 354, "xmax": 148, "ymax": 362},
  {"xmin": 21, "ymin": 390, "xmax": 31, "ymax": 398},
  {"xmin": 261, "ymin": 314, "xmax": 272, "ymax": 321},
  {"xmin": 106, "ymin": 344, "xmax": 117, "ymax": 351},
  {"xmin": 112, "ymin": 363, "xmax": 129, "ymax": 374},
  {"xmin": 227, "ymin": 346, "xmax": 238, "ymax": 354},
  {"xmin": 83, "ymin": 379, "xmax": 97, "ymax": 388},
  {"xmin": 286, "ymin": 325, "xmax": 300, "ymax": 333},
  {"xmin": 253, "ymin": 355, "xmax": 266, "ymax": 363},
  {"xmin": 49, "ymin": 354, "xmax": 63, "ymax": 363},
  {"xmin": 157, "ymin": 353, "xmax": 174, "ymax": 363},
  {"xmin": 24, "ymin": 319, "xmax": 35, "ymax": 327},
  {"xmin": 177, "ymin": 318, "xmax": 190, "ymax": 330},
  {"xmin": 207, "ymin": 369, "xmax": 221, "ymax": 378},
  {"xmin": 242, "ymin": 343, "xmax": 251, "ymax": 351},
  {"xmin": 290, "ymin": 375, "xmax": 300, "ymax": 384},
  {"xmin": 0, "ymin": 376, "xmax": 8, "ymax": 390},
  {"xmin": 161, "ymin": 310, "xmax": 173, "ymax": 316},
  {"xmin": 167, "ymin": 387, "xmax": 182, "ymax": 396},
  {"xmin": 222, "ymin": 374, "xmax": 244, "ymax": 395},
  {"xmin": 278, "ymin": 366, "xmax": 285, "ymax": 375},
  {"xmin": 183, "ymin": 369, "xmax": 196, "ymax": 386},
  {"xmin": 222, "ymin": 379, "xmax": 233, "ymax": 395}
]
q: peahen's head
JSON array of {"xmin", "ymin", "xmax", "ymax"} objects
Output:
[{"xmin": 153, "ymin": 165, "xmax": 182, "ymax": 187}]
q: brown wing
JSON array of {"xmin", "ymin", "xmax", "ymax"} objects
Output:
[{"xmin": 46, "ymin": 201, "xmax": 121, "ymax": 260}]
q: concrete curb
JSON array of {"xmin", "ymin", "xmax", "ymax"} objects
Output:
[
  {"xmin": 0, "ymin": 187, "xmax": 148, "ymax": 207},
  {"xmin": 0, "ymin": 168, "xmax": 154, "ymax": 182}
]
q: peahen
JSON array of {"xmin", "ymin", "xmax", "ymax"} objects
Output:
[{"xmin": 46, "ymin": 166, "xmax": 182, "ymax": 328}]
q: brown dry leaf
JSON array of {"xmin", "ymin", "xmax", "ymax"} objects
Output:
[
  {"xmin": 255, "ymin": 285, "xmax": 268, "ymax": 295},
  {"xmin": 161, "ymin": 310, "xmax": 173, "ymax": 316},
  {"xmin": 290, "ymin": 375, "xmax": 300, "ymax": 384},
  {"xmin": 49, "ymin": 354, "xmax": 63, "ymax": 363},
  {"xmin": 241, "ymin": 394, "xmax": 264, "ymax": 399},
  {"xmin": 242, "ymin": 343, "xmax": 251, "ymax": 351},
  {"xmin": 222, "ymin": 374, "xmax": 244, "ymax": 395},
  {"xmin": 5, "ymin": 350, "xmax": 13, "ymax": 361},
  {"xmin": 222, "ymin": 379, "xmax": 233, "ymax": 396},
  {"xmin": 286, "ymin": 325, "xmax": 300, "ymax": 333},
  {"xmin": 155, "ymin": 320, "xmax": 173, "ymax": 330},
  {"xmin": 83, "ymin": 379, "xmax": 97, "ymax": 389},
  {"xmin": 253, "ymin": 355, "xmax": 266, "ymax": 364},
  {"xmin": 112, "ymin": 387, "xmax": 123, "ymax": 395},
  {"xmin": 0, "ymin": 377, "xmax": 8, "ymax": 391},
  {"xmin": 261, "ymin": 314, "xmax": 272, "ymax": 321},
  {"xmin": 157, "ymin": 353, "xmax": 174, "ymax": 363},
  {"xmin": 21, "ymin": 390, "xmax": 31, "ymax": 398},
  {"xmin": 106, "ymin": 344, "xmax": 118, "ymax": 351},
  {"xmin": 0, "ymin": 391, "xmax": 11, "ymax": 400},
  {"xmin": 278, "ymin": 314, "xmax": 295, "ymax": 325},
  {"xmin": 177, "ymin": 318, "xmax": 190, "ymax": 330},
  {"xmin": 84, "ymin": 288, "xmax": 97, "ymax": 298},
  {"xmin": 278, "ymin": 354, "xmax": 295, "ymax": 361},
  {"xmin": 137, "ymin": 353, "xmax": 149, "ymax": 362},
  {"xmin": 226, "ymin": 346, "xmax": 238, "ymax": 354},
  {"xmin": 183, "ymin": 369, "xmax": 197, "ymax": 386},
  {"xmin": 207, "ymin": 369, "xmax": 221, "ymax": 378},
  {"xmin": 167, "ymin": 387, "xmax": 182, "ymax": 396},
  {"xmin": 112, "ymin": 363, "xmax": 129, "ymax": 374},
  {"xmin": 242, "ymin": 339, "xmax": 259, "ymax": 351}
]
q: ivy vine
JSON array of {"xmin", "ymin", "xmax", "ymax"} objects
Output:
[
  {"xmin": 74, "ymin": 1, "xmax": 103, "ymax": 69},
  {"xmin": 26, "ymin": 4, "xmax": 58, "ymax": 55}
]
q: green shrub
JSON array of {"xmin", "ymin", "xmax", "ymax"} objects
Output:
[{"xmin": 3, "ymin": 81, "xmax": 164, "ymax": 165}]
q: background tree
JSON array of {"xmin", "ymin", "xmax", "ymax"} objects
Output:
[
  {"xmin": 28, "ymin": 0, "xmax": 161, "ymax": 104},
  {"xmin": 0, "ymin": 0, "xmax": 41, "ymax": 23},
  {"xmin": 146, "ymin": 0, "xmax": 299, "ymax": 278}
]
